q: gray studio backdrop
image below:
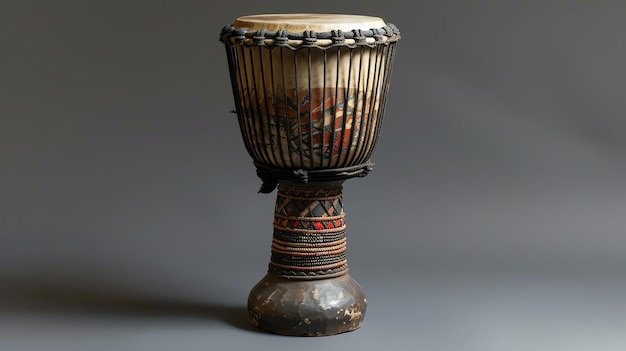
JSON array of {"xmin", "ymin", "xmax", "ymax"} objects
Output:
[{"xmin": 2, "ymin": 1, "xmax": 626, "ymax": 350}]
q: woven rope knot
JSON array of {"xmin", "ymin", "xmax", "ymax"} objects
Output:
[
  {"xmin": 359, "ymin": 162, "xmax": 375, "ymax": 177},
  {"xmin": 383, "ymin": 24, "xmax": 400, "ymax": 39},
  {"xmin": 389, "ymin": 23, "xmax": 400, "ymax": 34},
  {"xmin": 275, "ymin": 30, "xmax": 289, "ymax": 46},
  {"xmin": 293, "ymin": 169, "xmax": 309, "ymax": 183},
  {"xmin": 353, "ymin": 29, "xmax": 367, "ymax": 44},
  {"xmin": 371, "ymin": 28, "xmax": 384, "ymax": 42},
  {"xmin": 252, "ymin": 29, "xmax": 267, "ymax": 45},
  {"xmin": 230, "ymin": 27, "xmax": 247, "ymax": 45},
  {"xmin": 303, "ymin": 30, "xmax": 317, "ymax": 46},
  {"xmin": 219, "ymin": 25, "xmax": 233, "ymax": 42},
  {"xmin": 331, "ymin": 29, "xmax": 345, "ymax": 44}
]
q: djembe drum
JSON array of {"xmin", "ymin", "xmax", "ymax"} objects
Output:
[{"xmin": 220, "ymin": 14, "xmax": 400, "ymax": 336}]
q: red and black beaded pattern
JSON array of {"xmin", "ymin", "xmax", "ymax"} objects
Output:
[{"xmin": 269, "ymin": 185, "xmax": 348, "ymax": 279}]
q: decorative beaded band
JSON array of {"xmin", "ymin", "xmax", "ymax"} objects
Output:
[{"xmin": 269, "ymin": 185, "xmax": 349, "ymax": 279}]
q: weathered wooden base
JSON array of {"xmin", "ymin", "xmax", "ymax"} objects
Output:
[{"xmin": 248, "ymin": 273, "xmax": 367, "ymax": 336}]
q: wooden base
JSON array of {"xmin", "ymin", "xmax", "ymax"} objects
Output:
[{"xmin": 248, "ymin": 273, "xmax": 367, "ymax": 336}]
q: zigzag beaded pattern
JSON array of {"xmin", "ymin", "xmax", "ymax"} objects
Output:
[{"xmin": 269, "ymin": 186, "xmax": 348, "ymax": 278}]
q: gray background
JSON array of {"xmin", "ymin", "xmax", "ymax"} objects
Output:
[{"xmin": 2, "ymin": 1, "xmax": 626, "ymax": 350}]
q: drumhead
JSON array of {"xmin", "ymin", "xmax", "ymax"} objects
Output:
[{"xmin": 233, "ymin": 13, "xmax": 386, "ymax": 32}]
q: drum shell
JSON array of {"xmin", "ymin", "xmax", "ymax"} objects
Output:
[
  {"xmin": 227, "ymin": 43, "xmax": 393, "ymax": 170},
  {"xmin": 221, "ymin": 15, "xmax": 399, "ymax": 174}
]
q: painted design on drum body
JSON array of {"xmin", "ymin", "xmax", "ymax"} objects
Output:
[
  {"xmin": 240, "ymin": 86, "xmax": 379, "ymax": 169},
  {"xmin": 231, "ymin": 43, "xmax": 388, "ymax": 170}
]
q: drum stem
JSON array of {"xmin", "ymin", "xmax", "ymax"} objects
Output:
[
  {"xmin": 270, "ymin": 184, "xmax": 349, "ymax": 278},
  {"xmin": 247, "ymin": 181, "xmax": 367, "ymax": 336}
]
